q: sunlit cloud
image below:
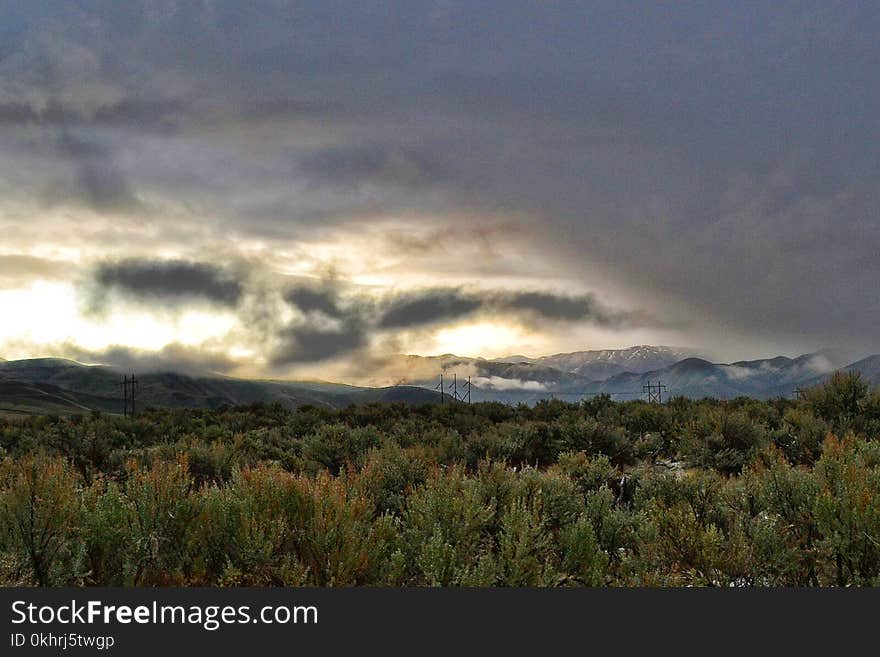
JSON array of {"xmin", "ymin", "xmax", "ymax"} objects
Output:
[
  {"xmin": 0, "ymin": 282, "xmax": 237, "ymax": 357},
  {"xmin": 427, "ymin": 322, "xmax": 547, "ymax": 359},
  {"xmin": 0, "ymin": 2, "xmax": 878, "ymax": 376}
]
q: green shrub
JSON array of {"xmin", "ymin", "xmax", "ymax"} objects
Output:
[
  {"xmin": 0, "ymin": 455, "xmax": 81, "ymax": 585},
  {"xmin": 1, "ymin": 394, "xmax": 880, "ymax": 587},
  {"xmin": 813, "ymin": 436, "xmax": 880, "ymax": 585},
  {"xmin": 122, "ymin": 454, "xmax": 197, "ymax": 585}
]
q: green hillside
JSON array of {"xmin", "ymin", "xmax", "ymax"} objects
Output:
[{"xmin": 0, "ymin": 358, "xmax": 437, "ymax": 414}]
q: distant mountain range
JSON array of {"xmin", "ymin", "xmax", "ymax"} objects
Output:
[
  {"xmin": 494, "ymin": 345, "xmax": 696, "ymax": 377},
  {"xmin": 398, "ymin": 345, "xmax": 880, "ymax": 403},
  {"xmin": 0, "ymin": 346, "xmax": 877, "ymax": 415},
  {"xmin": 364, "ymin": 346, "xmax": 876, "ymax": 403}
]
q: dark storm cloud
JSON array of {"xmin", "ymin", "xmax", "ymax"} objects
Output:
[
  {"xmin": 94, "ymin": 259, "xmax": 243, "ymax": 307},
  {"xmin": 377, "ymin": 288, "xmax": 637, "ymax": 329},
  {"xmin": 3, "ymin": 2, "xmax": 880, "ymax": 357},
  {"xmin": 271, "ymin": 322, "xmax": 367, "ymax": 365},
  {"xmin": 378, "ymin": 290, "xmax": 482, "ymax": 328},
  {"xmin": 274, "ymin": 282, "xmax": 646, "ymax": 362},
  {"xmin": 497, "ymin": 292, "xmax": 627, "ymax": 326},
  {"xmin": 283, "ymin": 286, "xmax": 344, "ymax": 318}
]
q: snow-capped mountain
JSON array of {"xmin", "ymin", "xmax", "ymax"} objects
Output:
[
  {"xmin": 530, "ymin": 345, "xmax": 698, "ymax": 375},
  {"xmin": 396, "ymin": 347, "xmax": 872, "ymax": 401},
  {"xmin": 591, "ymin": 352, "xmax": 849, "ymax": 399}
]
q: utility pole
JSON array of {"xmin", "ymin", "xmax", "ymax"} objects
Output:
[
  {"xmin": 435, "ymin": 373, "xmax": 445, "ymax": 404},
  {"xmin": 117, "ymin": 375, "xmax": 130, "ymax": 418},
  {"xmin": 130, "ymin": 374, "xmax": 138, "ymax": 417},
  {"xmin": 643, "ymin": 379, "xmax": 667, "ymax": 403},
  {"xmin": 448, "ymin": 372, "xmax": 459, "ymax": 402}
]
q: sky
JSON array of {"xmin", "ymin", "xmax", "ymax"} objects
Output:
[{"xmin": 1, "ymin": 1, "xmax": 879, "ymax": 381}]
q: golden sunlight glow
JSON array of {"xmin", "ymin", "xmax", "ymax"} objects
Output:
[
  {"xmin": 427, "ymin": 322, "xmax": 548, "ymax": 359},
  {"xmin": 0, "ymin": 282, "xmax": 237, "ymax": 358}
]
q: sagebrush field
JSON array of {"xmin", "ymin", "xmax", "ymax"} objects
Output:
[{"xmin": 2, "ymin": 372, "xmax": 879, "ymax": 587}]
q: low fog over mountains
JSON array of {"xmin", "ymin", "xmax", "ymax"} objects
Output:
[
  {"xmin": 0, "ymin": 346, "xmax": 877, "ymax": 415},
  {"xmin": 394, "ymin": 346, "xmax": 864, "ymax": 403}
]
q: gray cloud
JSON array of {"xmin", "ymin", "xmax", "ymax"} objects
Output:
[
  {"xmin": 0, "ymin": 101, "xmax": 76, "ymax": 125},
  {"xmin": 0, "ymin": 255, "xmax": 71, "ymax": 288},
  {"xmin": 1, "ymin": 2, "xmax": 879, "ymax": 360},
  {"xmin": 271, "ymin": 321, "xmax": 367, "ymax": 366},
  {"xmin": 91, "ymin": 99, "xmax": 186, "ymax": 134},
  {"xmin": 299, "ymin": 143, "xmax": 451, "ymax": 190},
  {"xmin": 64, "ymin": 342, "xmax": 239, "ymax": 375},
  {"xmin": 276, "ymin": 282, "xmax": 647, "ymax": 363},
  {"xmin": 378, "ymin": 290, "xmax": 482, "ymax": 328},
  {"xmin": 377, "ymin": 288, "xmax": 638, "ymax": 329},
  {"xmin": 283, "ymin": 285, "xmax": 344, "ymax": 318},
  {"xmin": 47, "ymin": 131, "xmax": 147, "ymax": 212},
  {"xmin": 94, "ymin": 259, "xmax": 244, "ymax": 307},
  {"xmin": 0, "ymin": 98, "xmax": 183, "ymax": 133},
  {"xmin": 496, "ymin": 292, "xmax": 627, "ymax": 326}
]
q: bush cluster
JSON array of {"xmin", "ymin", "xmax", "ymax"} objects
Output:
[{"xmin": 1, "ymin": 373, "xmax": 879, "ymax": 586}]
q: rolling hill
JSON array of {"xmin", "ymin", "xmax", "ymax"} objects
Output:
[
  {"xmin": 0, "ymin": 380, "xmax": 122, "ymax": 416},
  {"xmin": 0, "ymin": 346, "xmax": 878, "ymax": 414},
  {"xmin": 0, "ymin": 359, "xmax": 436, "ymax": 414},
  {"xmin": 590, "ymin": 352, "xmax": 870, "ymax": 400}
]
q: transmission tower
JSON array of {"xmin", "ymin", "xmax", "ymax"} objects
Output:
[
  {"xmin": 130, "ymin": 374, "xmax": 138, "ymax": 417},
  {"xmin": 117, "ymin": 375, "xmax": 129, "ymax": 417},
  {"xmin": 447, "ymin": 372, "xmax": 460, "ymax": 401},
  {"xmin": 117, "ymin": 374, "xmax": 139, "ymax": 418},
  {"xmin": 435, "ymin": 373, "xmax": 445, "ymax": 404},
  {"xmin": 643, "ymin": 379, "xmax": 667, "ymax": 403}
]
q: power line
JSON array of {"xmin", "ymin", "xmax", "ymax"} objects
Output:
[
  {"xmin": 470, "ymin": 389, "xmax": 644, "ymax": 398},
  {"xmin": 427, "ymin": 372, "xmax": 661, "ymax": 405}
]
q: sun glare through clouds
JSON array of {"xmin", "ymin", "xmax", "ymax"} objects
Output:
[{"xmin": 427, "ymin": 322, "xmax": 545, "ymax": 359}]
